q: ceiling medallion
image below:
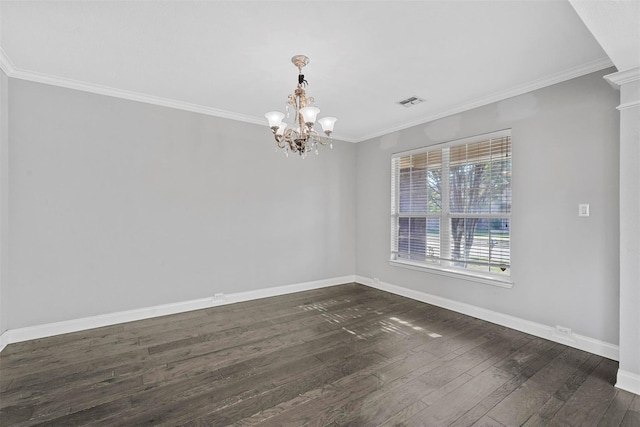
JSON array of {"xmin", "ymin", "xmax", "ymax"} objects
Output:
[{"xmin": 265, "ymin": 55, "xmax": 337, "ymax": 158}]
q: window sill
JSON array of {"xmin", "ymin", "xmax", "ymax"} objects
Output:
[{"xmin": 388, "ymin": 259, "xmax": 514, "ymax": 288}]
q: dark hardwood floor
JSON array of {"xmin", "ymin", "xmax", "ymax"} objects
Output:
[{"xmin": 0, "ymin": 283, "xmax": 638, "ymax": 426}]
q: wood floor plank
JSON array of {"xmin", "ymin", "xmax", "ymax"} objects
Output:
[
  {"xmin": 337, "ymin": 358, "xmax": 460, "ymax": 426},
  {"xmin": 448, "ymin": 374, "xmax": 529, "ymax": 427},
  {"xmin": 402, "ymin": 366, "xmax": 514, "ymax": 426},
  {"xmin": 108, "ymin": 356, "xmax": 325, "ymax": 426},
  {"xmin": 377, "ymin": 400, "xmax": 430, "ymax": 427},
  {"xmin": 254, "ymin": 374, "xmax": 383, "ymax": 427},
  {"xmin": 29, "ymin": 397, "xmax": 133, "ymax": 427},
  {"xmin": 4, "ymin": 346, "xmax": 152, "ymax": 394},
  {"xmin": 16, "ymin": 376, "xmax": 143, "ymax": 425},
  {"xmin": 597, "ymin": 389, "xmax": 635, "ymax": 427},
  {"xmin": 181, "ymin": 353, "xmax": 389, "ymax": 426},
  {"xmin": 142, "ymin": 337, "xmax": 287, "ymax": 385},
  {"xmin": 544, "ymin": 358, "xmax": 619, "ymax": 427},
  {"xmin": 522, "ymin": 353, "xmax": 602, "ymax": 427},
  {"xmin": 470, "ymin": 415, "xmax": 507, "ymax": 427},
  {"xmin": 106, "ymin": 348, "xmax": 385, "ymax": 426},
  {"xmin": 487, "ymin": 347, "xmax": 591, "ymax": 426},
  {"xmin": 620, "ymin": 394, "xmax": 640, "ymax": 427},
  {"xmin": 465, "ymin": 335, "xmax": 533, "ymax": 378},
  {"xmin": 0, "ymin": 402, "xmax": 33, "ymax": 426},
  {"xmin": 522, "ymin": 395, "xmax": 567, "ymax": 427},
  {"xmin": 0, "ymin": 283, "xmax": 633, "ymax": 426},
  {"xmin": 232, "ymin": 351, "xmax": 396, "ymax": 426},
  {"xmin": 333, "ymin": 381, "xmax": 431, "ymax": 426}
]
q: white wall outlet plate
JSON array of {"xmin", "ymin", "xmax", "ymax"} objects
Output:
[
  {"xmin": 553, "ymin": 325, "xmax": 575, "ymax": 342},
  {"xmin": 578, "ymin": 204, "xmax": 590, "ymax": 217}
]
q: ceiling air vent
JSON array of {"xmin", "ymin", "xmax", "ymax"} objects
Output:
[{"xmin": 397, "ymin": 96, "xmax": 425, "ymax": 108}]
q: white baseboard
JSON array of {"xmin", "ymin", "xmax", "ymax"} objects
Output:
[
  {"xmin": 616, "ymin": 369, "xmax": 640, "ymax": 395},
  {"xmin": 355, "ymin": 275, "xmax": 619, "ymax": 361},
  {"xmin": 0, "ymin": 275, "xmax": 355, "ymax": 352},
  {"xmin": 0, "ymin": 331, "xmax": 9, "ymax": 354},
  {"xmin": 1, "ymin": 274, "xmax": 621, "ymax": 365}
]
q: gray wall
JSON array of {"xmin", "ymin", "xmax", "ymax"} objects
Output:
[
  {"xmin": 0, "ymin": 70, "xmax": 8, "ymax": 334},
  {"xmin": 7, "ymin": 79, "xmax": 356, "ymax": 329},
  {"xmin": 356, "ymin": 69, "xmax": 620, "ymax": 345},
  {"xmin": 2, "ymin": 68, "xmax": 622, "ymax": 347}
]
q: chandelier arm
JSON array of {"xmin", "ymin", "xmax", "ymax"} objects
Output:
[
  {"xmin": 281, "ymin": 128, "xmax": 298, "ymax": 153},
  {"xmin": 283, "ymin": 127, "xmax": 296, "ymax": 139},
  {"xmin": 275, "ymin": 135, "xmax": 286, "ymax": 149}
]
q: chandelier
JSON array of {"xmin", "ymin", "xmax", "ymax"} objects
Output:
[{"xmin": 265, "ymin": 55, "xmax": 337, "ymax": 158}]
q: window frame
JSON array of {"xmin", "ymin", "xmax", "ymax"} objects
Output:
[{"xmin": 390, "ymin": 129, "xmax": 513, "ymax": 288}]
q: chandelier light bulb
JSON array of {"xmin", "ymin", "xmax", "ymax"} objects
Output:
[
  {"xmin": 318, "ymin": 117, "xmax": 337, "ymax": 134},
  {"xmin": 265, "ymin": 111, "xmax": 285, "ymax": 129},
  {"xmin": 300, "ymin": 107, "xmax": 320, "ymax": 125}
]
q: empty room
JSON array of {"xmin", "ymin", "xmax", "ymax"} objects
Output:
[{"xmin": 0, "ymin": 1, "xmax": 638, "ymax": 426}]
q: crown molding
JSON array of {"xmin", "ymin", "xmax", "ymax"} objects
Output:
[
  {"xmin": 8, "ymin": 70, "xmax": 266, "ymax": 128},
  {"xmin": 0, "ymin": 46, "xmax": 612, "ymax": 144},
  {"xmin": 0, "ymin": 48, "xmax": 361, "ymax": 143},
  {"xmin": 604, "ymin": 66, "xmax": 640, "ymax": 88},
  {"xmin": 354, "ymin": 56, "xmax": 615, "ymax": 143},
  {"xmin": 618, "ymin": 100, "xmax": 640, "ymax": 111},
  {"xmin": 0, "ymin": 48, "xmax": 272, "ymax": 129},
  {"xmin": 0, "ymin": 47, "xmax": 17, "ymax": 76}
]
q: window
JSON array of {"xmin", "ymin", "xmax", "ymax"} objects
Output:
[{"xmin": 391, "ymin": 130, "xmax": 511, "ymax": 283}]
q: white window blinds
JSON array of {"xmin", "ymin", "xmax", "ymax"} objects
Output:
[{"xmin": 391, "ymin": 130, "xmax": 511, "ymax": 277}]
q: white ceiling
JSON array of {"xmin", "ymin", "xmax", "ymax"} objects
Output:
[
  {"xmin": 569, "ymin": 0, "xmax": 640, "ymax": 72},
  {"xmin": 0, "ymin": 1, "xmax": 615, "ymax": 142}
]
